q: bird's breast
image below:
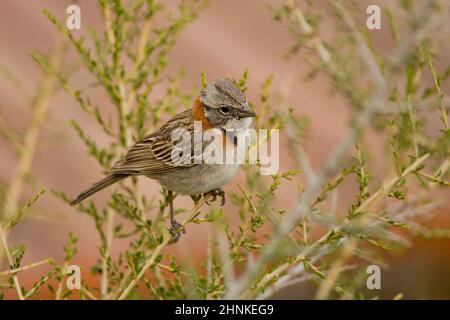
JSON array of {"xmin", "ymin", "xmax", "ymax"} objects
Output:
[{"xmin": 150, "ymin": 163, "xmax": 239, "ymax": 195}]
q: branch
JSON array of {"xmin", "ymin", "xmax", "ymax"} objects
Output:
[
  {"xmin": 115, "ymin": 193, "xmax": 213, "ymax": 300},
  {"xmin": 242, "ymin": 153, "xmax": 429, "ymax": 299},
  {"xmin": 0, "ymin": 258, "xmax": 53, "ymax": 276},
  {"xmin": 0, "ymin": 36, "xmax": 66, "ymax": 300},
  {"xmin": 224, "ymin": 0, "xmax": 446, "ymax": 299},
  {"xmin": 0, "ymin": 37, "xmax": 66, "ymax": 224}
]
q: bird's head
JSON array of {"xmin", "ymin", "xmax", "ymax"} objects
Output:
[{"xmin": 199, "ymin": 77, "xmax": 256, "ymax": 131}]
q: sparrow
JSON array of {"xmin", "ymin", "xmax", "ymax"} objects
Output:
[{"xmin": 71, "ymin": 77, "xmax": 256, "ymax": 242}]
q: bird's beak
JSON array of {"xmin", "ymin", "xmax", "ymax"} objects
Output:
[{"xmin": 238, "ymin": 108, "xmax": 256, "ymax": 118}]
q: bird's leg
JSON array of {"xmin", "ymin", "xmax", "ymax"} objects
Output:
[
  {"xmin": 204, "ymin": 188, "xmax": 226, "ymax": 206},
  {"xmin": 168, "ymin": 191, "xmax": 183, "ymax": 243}
]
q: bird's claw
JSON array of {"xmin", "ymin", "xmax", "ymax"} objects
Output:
[
  {"xmin": 205, "ymin": 188, "xmax": 225, "ymax": 206},
  {"xmin": 168, "ymin": 220, "xmax": 185, "ymax": 244}
]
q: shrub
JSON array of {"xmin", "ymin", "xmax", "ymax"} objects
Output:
[{"xmin": 0, "ymin": 0, "xmax": 449, "ymax": 300}]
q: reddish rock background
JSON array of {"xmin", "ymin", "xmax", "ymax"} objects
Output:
[{"xmin": 0, "ymin": 0, "xmax": 449, "ymax": 299}]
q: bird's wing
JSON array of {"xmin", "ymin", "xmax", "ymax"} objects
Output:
[{"xmin": 107, "ymin": 110, "xmax": 197, "ymax": 175}]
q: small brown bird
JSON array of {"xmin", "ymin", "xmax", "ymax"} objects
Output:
[{"xmin": 71, "ymin": 77, "xmax": 256, "ymax": 242}]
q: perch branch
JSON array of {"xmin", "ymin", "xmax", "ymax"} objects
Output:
[{"xmin": 115, "ymin": 193, "xmax": 213, "ymax": 300}]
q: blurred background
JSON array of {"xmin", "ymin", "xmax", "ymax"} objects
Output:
[{"xmin": 0, "ymin": 0, "xmax": 449, "ymax": 299}]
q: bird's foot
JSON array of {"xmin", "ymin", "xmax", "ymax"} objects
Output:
[
  {"xmin": 169, "ymin": 220, "xmax": 185, "ymax": 244},
  {"xmin": 204, "ymin": 188, "xmax": 225, "ymax": 206}
]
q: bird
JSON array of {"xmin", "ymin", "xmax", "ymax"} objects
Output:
[{"xmin": 70, "ymin": 77, "xmax": 256, "ymax": 242}]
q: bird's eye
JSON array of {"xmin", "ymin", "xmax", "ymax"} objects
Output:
[{"xmin": 220, "ymin": 106, "xmax": 230, "ymax": 114}]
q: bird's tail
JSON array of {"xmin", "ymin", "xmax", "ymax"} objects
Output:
[{"xmin": 71, "ymin": 174, "xmax": 127, "ymax": 205}]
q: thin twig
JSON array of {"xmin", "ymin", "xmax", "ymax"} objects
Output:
[
  {"xmin": 81, "ymin": 285, "xmax": 98, "ymax": 300},
  {"xmin": 55, "ymin": 261, "xmax": 69, "ymax": 300},
  {"xmin": 0, "ymin": 224, "xmax": 24, "ymax": 299},
  {"xmin": 116, "ymin": 194, "xmax": 212, "ymax": 300},
  {"xmin": 0, "ymin": 258, "xmax": 53, "ymax": 276},
  {"xmin": 101, "ymin": 209, "xmax": 115, "ymax": 299}
]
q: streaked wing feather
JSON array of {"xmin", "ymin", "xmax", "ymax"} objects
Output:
[{"xmin": 108, "ymin": 110, "xmax": 196, "ymax": 175}]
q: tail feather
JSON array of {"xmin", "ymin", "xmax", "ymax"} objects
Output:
[{"xmin": 71, "ymin": 174, "xmax": 127, "ymax": 205}]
